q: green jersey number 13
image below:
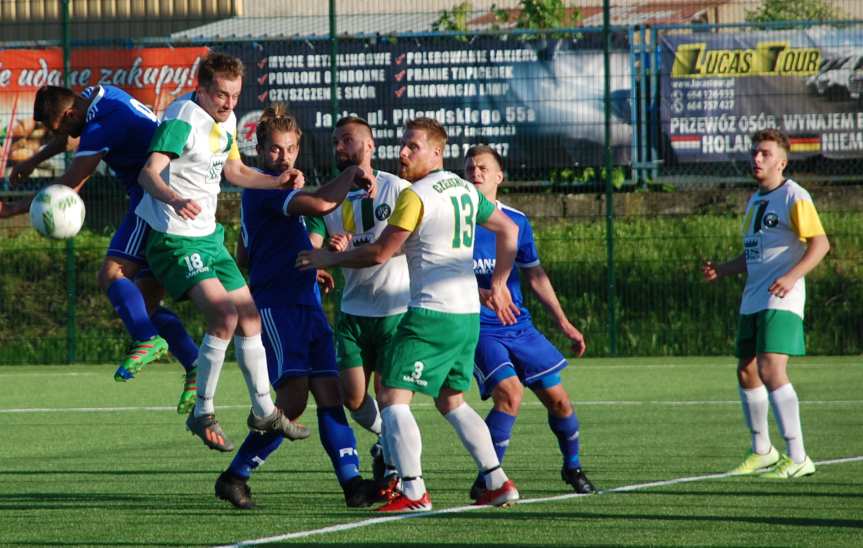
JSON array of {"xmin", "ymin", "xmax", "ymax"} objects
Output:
[{"xmin": 450, "ymin": 193, "xmax": 475, "ymax": 248}]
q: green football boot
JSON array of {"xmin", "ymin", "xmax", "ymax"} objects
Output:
[
  {"xmin": 728, "ymin": 446, "xmax": 780, "ymax": 475},
  {"xmin": 176, "ymin": 366, "xmax": 197, "ymax": 415},
  {"xmin": 760, "ymin": 454, "xmax": 816, "ymax": 479},
  {"xmin": 114, "ymin": 335, "xmax": 169, "ymax": 382}
]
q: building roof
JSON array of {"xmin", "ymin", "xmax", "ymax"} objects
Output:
[{"xmin": 171, "ymin": 13, "xmax": 442, "ymax": 40}]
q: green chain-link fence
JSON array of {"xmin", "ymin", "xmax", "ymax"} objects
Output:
[{"xmin": 1, "ymin": 0, "xmax": 862, "ymax": 363}]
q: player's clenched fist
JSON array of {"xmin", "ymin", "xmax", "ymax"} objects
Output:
[{"xmin": 277, "ymin": 168, "xmax": 305, "ymax": 189}]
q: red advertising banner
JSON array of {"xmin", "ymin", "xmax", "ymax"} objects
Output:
[{"xmin": 0, "ymin": 47, "xmax": 208, "ymax": 178}]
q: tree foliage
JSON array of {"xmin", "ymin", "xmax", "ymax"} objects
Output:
[
  {"xmin": 745, "ymin": 0, "xmax": 844, "ymax": 23},
  {"xmin": 432, "ymin": 0, "xmax": 581, "ymax": 34}
]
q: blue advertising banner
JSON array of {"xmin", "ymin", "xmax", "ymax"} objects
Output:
[
  {"xmin": 661, "ymin": 29, "xmax": 863, "ymax": 162},
  {"xmin": 218, "ymin": 36, "xmax": 632, "ymax": 182}
]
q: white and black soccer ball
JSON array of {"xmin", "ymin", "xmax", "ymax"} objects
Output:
[{"xmin": 29, "ymin": 184, "xmax": 86, "ymax": 239}]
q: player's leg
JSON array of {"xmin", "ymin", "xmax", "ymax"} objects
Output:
[
  {"xmin": 436, "ymin": 387, "xmax": 518, "ymax": 507},
  {"xmin": 216, "ymin": 304, "xmax": 315, "ymax": 510},
  {"xmin": 758, "ymin": 349, "xmax": 814, "ymax": 478},
  {"xmin": 731, "ymin": 355, "xmax": 779, "ymax": 473},
  {"xmin": 308, "ymin": 307, "xmax": 380, "ymax": 507},
  {"xmin": 231, "ymin": 289, "xmax": 310, "ymax": 441},
  {"xmin": 377, "ymin": 386, "xmax": 429, "ymax": 511},
  {"xmin": 138, "ymin": 275, "xmax": 199, "ymax": 414},
  {"xmin": 184, "ymin": 277, "xmax": 239, "ymax": 451},
  {"xmin": 103, "ymin": 212, "xmax": 169, "ymax": 380},
  {"xmin": 531, "ymin": 382, "xmax": 596, "ymax": 494}
]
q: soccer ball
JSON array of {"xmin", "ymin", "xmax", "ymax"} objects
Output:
[{"xmin": 29, "ymin": 184, "xmax": 86, "ymax": 239}]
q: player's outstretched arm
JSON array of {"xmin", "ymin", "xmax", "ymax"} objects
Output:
[
  {"xmin": 702, "ymin": 253, "xmax": 746, "ymax": 282},
  {"xmin": 296, "ymin": 224, "xmax": 409, "ymax": 270},
  {"xmin": 768, "ymin": 234, "xmax": 830, "ymax": 298},
  {"xmin": 0, "ymin": 153, "xmax": 101, "ymax": 218},
  {"xmin": 8, "ymin": 135, "xmax": 67, "ymax": 186},
  {"xmin": 480, "ymin": 208, "xmax": 520, "ymax": 325},
  {"xmin": 523, "ymin": 265, "xmax": 586, "ymax": 357},
  {"xmin": 286, "ymin": 166, "xmax": 375, "ymax": 217},
  {"xmin": 138, "ymin": 152, "xmax": 201, "ymax": 220},
  {"xmin": 223, "ymin": 159, "xmax": 304, "ymax": 190}
]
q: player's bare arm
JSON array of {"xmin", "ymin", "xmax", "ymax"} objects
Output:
[
  {"xmin": 223, "ymin": 159, "xmax": 303, "ymax": 189},
  {"xmin": 0, "ymin": 152, "xmax": 102, "ymax": 218},
  {"xmin": 296, "ymin": 224, "xmax": 409, "ymax": 270},
  {"xmin": 768, "ymin": 233, "xmax": 830, "ymax": 298},
  {"xmin": 8, "ymin": 134, "xmax": 67, "ymax": 185},
  {"xmin": 702, "ymin": 253, "xmax": 747, "ymax": 282},
  {"xmin": 286, "ymin": 165, "xmax": 375, "ymax": 217},
  {"xmin": 138, "ymin": 151, "xmax": 201, "ymax": 220},
  {"xmin": 523, "ymin": 265, "xmax": 586, "ymax": 357},
  {"xmin": 297, "ymin": 233, "xmax": 338, "ymax": 292},
  {"xmin": 480, "ymin": 207, "xmax": 520, "ymax": 325}
]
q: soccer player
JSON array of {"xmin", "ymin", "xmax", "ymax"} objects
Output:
[
  {"xmin": 214, "ymin": 105, "xmax": 380, "ymax": 509},
  {"xmin": 703, "ymin": 128, "xmax": 830, "ymax": 479},
  {"xmin": 463, "ymin": 144, "xmax": 597, "ymax": 497},
  {"xmin": 305, "ymin": 116, "xmax": 410, "ymax": 483},
  {"xmin": 135, "ymin": 52, "xmax": 309, "ymax": 451},
  {"xmin": 0, "ymin": 84, "xmax": 200, "ymax": 412},
  {"xmin": 297, "ymin": 117, "xmax": 522, "ymax": 512}
]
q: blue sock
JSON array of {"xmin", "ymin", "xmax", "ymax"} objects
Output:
[
  {"xmin": 228, "ymin": 431, "xmax": 284, "ymax": 479},
  {"xmin": 150, "ymin": 306, "xmax": 198, "ymax": 372},
  {"xmin": 317, "ymin": 406, "xmax": 361, "ymax": 485},
  {"xmin": 106, "ymin": 278, "xmax": 157, "ymax": 341},
  {"xmin": 549, "ymin": 413, "xmax": 581, "ymax": 470},
  {"xmin": 485, "ymin": 410, "xmax": 517, "ymax": 464}
]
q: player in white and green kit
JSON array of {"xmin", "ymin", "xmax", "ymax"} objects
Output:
[
  {"xmin": 298, "ymin": 117, "xmax": 522, "ymax": 512},
  {"xmin": 703, "ymin": 128, "xmax": 830, "ymax": 479},
  {"xmin": 305, "ymin": 116, "xmax": 410, "ymax": 484},
  {"xmin": 135, "ymin": 52, "xmax": 310, "ymax": 453}
]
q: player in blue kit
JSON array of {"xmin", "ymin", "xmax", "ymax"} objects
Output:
[
  {"xmin": 464, "ymin": 145, "xmax": 597, "ymax": 497},
  {"xmin": 213, "ymin": 104, "xmax": 381, "ymax": 509},
  {"xmin": 2, "ymin": 85, "xmax": 199, "ymax": 412}
]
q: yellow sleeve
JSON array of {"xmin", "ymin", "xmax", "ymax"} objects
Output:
[
  {"xmin": 388, "ymin": 188, "xmax": 423, "ymax": 232},
  {"xmin": 227, "ymin": 138, "xmax": 241, "ymax": 161},
  {"xmin": 790, "ymin": 199, "xmax": 825, "ymax": 241}
]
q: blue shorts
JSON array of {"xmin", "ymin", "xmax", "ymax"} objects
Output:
[
  {"xmin": 258, "ymin": 303, "xmax": 338, "ymax": 388},
  {"xmin": 107, "ymin": 203, "xmax": 150, "ymax": 266},
  {"xmin": 473, "ymin": 325, "xmax": 568, "ymax": 399}
]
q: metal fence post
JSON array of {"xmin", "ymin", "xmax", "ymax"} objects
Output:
[
  {"xmin": 603, "ymin": 0, "xmax": 617, "ymax": 355},
  {"xmin": 62, "ymin": 0, "xmax": 77, "ymax": 364},
  {"xmin": 328, "ymin": 0, "xmax": 339, "ymax": 177}
]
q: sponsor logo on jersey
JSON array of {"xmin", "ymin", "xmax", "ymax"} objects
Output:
[
  {"xmin": 375, "ymin": 203, "xmax": 392, "ymax": 221},
  {"xmin": 473, "ymin": 257, "xmax": 496, "ymax": 274}
]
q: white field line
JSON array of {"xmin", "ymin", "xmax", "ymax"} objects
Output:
[
  {"xmin": 215, "ymin": 455, "xmax": 863, "ymax": 548},
  {"xmin": 1, "ymin": 399, "xmax": 862, "ymax": 415}
]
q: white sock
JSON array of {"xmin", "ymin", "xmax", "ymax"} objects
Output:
[
  {"xmin": 350, "ymin": 394, "xmax": 382, "ymax": 435},
  {"xmin": 444, "ymin": 403, "xmax": 507, "ymax": 490},
  {"xmin": 193, "ymin": 334, "xmax": 229, "ymax": 417},
  {"xmin": 739, "ymin": 385, "xmax": 771, "ymax": 454},
  {"xmin": 378, "ymin": 419, "xmax": 397, "ymax": 473},
  {"xmin": 234, "ymin": 334, "xmax": 275, "ymax": 418},
  {"xmin": 381, "ymin": 404, "xmax": 425, "ymax": 499},
  {"xmin": 769, "ymin": 383, "xmax": 806, "ymax": 463}
]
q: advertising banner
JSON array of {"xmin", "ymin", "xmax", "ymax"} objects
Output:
[
  {"xmin": 225, "ymin": 36, "xmax": 632, "ymax": 181},
  {"xmin": 0, "ymin": 47, "xmax": 207, "ymax": 178},
  {"xmin": 661, "ymin": 29, "xmax": 863, "ymax": 162}
]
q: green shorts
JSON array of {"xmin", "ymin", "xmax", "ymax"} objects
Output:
[
  {"xmin": 735, "ymin": 309, "xmax": 806, "ymax": 358},
  {"xmin": 144, "ymin": 224, "xmax": 246, "ymax": 300},
  {"xmin": 381, "ymin": 307, "xmax": 479, "ymax": 398},
  {"xmin": 335, "ymin": 312, "xmax": 405, "ymax": 371}
]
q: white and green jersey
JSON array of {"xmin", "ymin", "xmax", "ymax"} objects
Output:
[
  {"xmin": 740, "ymin": 178, "xmax": 825, "ymax": 318},
  {"xmin": 135, "ymin": 92, "xmax": 240, "ymax": 236},
  {"xmin": 306, "ymin": 170, "xmax": 411, "ymax": 317},
  {"xmin": 388, "ymin": 169, "xmax": 496, "ymax": 314}
]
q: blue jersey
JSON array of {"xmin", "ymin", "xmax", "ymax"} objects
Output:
[
  {"xmin": 240, "ymin": 174, "xmax": 319, "ymax": 307},
  {"xmin": 76, "ymin": 85, "xmax": 159, "ymax": 201},
  {"xmin": 473, "ymin": 202, "xmax": 540, "ymax": 331}
]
